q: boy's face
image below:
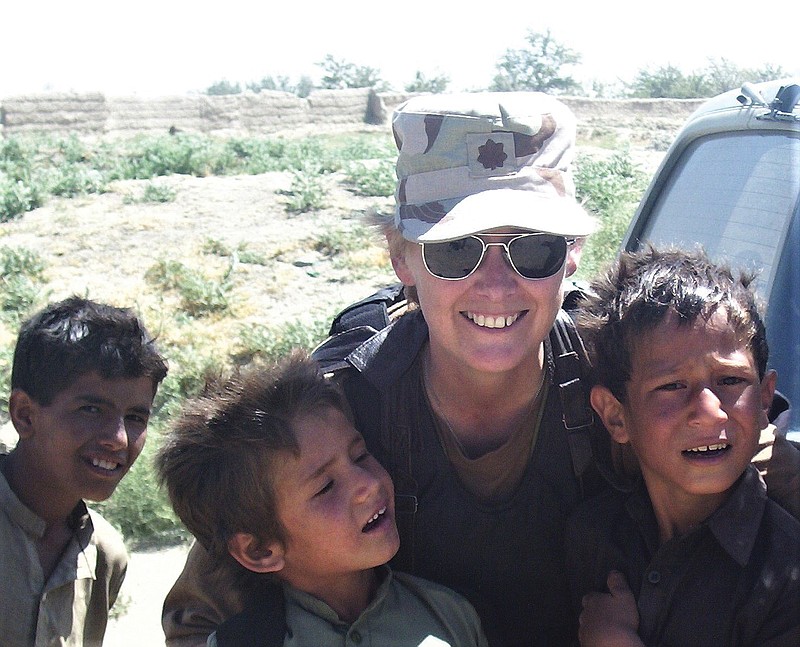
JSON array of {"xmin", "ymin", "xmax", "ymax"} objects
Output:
[
  {"xmin": 11, "ymin": 370, "xmax": 154, "ymax": 505},
  {"xmin": 270, "ymin": 406, "xmax": 400, "ymax": 591},
  {"xmin": 594, "ymin": 309, "xmax": 775, "ymax": 509}
]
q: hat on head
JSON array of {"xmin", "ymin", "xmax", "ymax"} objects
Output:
[{"xmin": 392, "ymin": 92, "xmax": 596, "ymax": 242}]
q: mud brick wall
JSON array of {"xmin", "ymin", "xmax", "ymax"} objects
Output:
[{"xmin": 0, "ymin": 89, "xmax": 702, "ymax": 139}]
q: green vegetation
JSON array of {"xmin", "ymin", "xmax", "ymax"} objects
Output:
[
  {"xmin": 0, "ymin": 128, "xmax": 650, "ymax": 547},
  {"xmin": 627, "ymin": 59, "xmax": 786, "ymax": 99},
  {"xmin": 491, "ymin": 29, "xmax": 582, "ymax": 94},
  {"xmin": 201, "ymin": 46, "xmax": 783, "ymax": 99},
  {"xmin": 573, "ymin": 149, "xmax": 650, "ymax": 280},
  {"xmin": 0, "ymin": 131, "xmax": 399, "ymax": 221}
]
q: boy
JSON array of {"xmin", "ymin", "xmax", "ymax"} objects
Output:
[
  {"xmin": 156, "ymin": 351, "xmax": 488, "ymax": 647},
  {"xmin": 0, "ymin": 296, "xmax": 168, "ymax": 646},
  {"xmin": 566, "ymin": 246, "xmax": 800, "ymax": 646}
]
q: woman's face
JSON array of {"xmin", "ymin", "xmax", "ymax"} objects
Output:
[{"xmin": 392, "ymin": 229, "xmax": 580, "ymax": 377}]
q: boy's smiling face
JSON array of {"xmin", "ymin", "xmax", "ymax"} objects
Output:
[
  {"xmin": 11, "ymin": 370, "xmax": 154, "ymax": 510},
  {"xmin": 269, "ymin": 406, "xmax": 400, "ymax": 591},
  {"xmin": 593, "ymin": 309, "xmax": 775, "ymax": 515}
]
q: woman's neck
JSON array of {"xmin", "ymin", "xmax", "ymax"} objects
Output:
[{"xmin": 423, "ymin": 345, "xmax": 546, "ymax": 454}]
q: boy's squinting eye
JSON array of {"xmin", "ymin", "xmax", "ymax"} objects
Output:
[
  {"xmin": 719, "ymin": 376, "xmax": 747, "ymax": 386},
  {"xmin": 655, "ymin": 382, "xmax": 684, "ymax": 392},
  {"xmin": 314, "ymin": 480, "xmax": 334, "ymax": 497}
]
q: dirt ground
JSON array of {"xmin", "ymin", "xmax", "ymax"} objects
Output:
[
  {"xmin": 105, "ymin": 543, "xmax": 193, "ymax": 646},
  {"xmin": 0, "ymin": 124, "xmax": 669, "ymax": 646}
]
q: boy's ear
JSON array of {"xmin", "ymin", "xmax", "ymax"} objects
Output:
[
  {"xmin": 8, "ymin": 389, "xmax": 38, "ymax": 440},
  {"xmin": 227, "ymin": 533, "xmax": 285, "ymax": 574},
  {"xmin": 761, "ymin": 369, "xmax": 778, "ymax": 414},
  {"xmin": 590, "ymin": 385, "xmax": 630, "ymax": 445}
]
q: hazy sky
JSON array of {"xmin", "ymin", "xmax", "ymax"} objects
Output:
[{"xmin": 3, "ymin": 0, "xmax": 797, "ymax": 97}]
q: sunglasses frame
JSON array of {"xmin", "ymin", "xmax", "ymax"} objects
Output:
[{"xmin": 420, "ymin": 233, "xmax": 576, "ymax": 281}]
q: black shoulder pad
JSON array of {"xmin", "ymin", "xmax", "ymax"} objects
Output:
[
  {"xmin": 312, "ymin": 327, "xmax": 381, "ymax": 372},
  {"xmin": 328, "ymin": 283, "xmax": 406, "ymax": 336}
]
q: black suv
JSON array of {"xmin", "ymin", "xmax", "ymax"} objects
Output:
[{"xmin": 621, "ymin": 78, "xmax": 800, "ymax": 438}]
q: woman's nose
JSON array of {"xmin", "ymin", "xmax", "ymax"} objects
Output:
[{"xmin": 472, "ymin": 245, "xmax": 517, "ymax": 288}]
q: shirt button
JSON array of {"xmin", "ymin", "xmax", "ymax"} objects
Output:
[
  {"xmin": 647, "ymin": 570, "xmax": 661, "ymax": 584},
  {"xmin": 350, "ymin": 630, "xmax": 362, "ymax": 644}
]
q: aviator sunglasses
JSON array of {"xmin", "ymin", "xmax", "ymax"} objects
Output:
[{"xmin": 420, "ymin": 233, "xmax": 575, "ymax": 281}]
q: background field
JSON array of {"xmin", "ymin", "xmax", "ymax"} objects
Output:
[{"xmin": 0, "ymin": 119, "xmax": 669, "ymax": 645}]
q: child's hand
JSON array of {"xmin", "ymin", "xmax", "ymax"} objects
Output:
[{"xmin": 578, "ymin": 571, "xmax": 643, "ymax": 647}]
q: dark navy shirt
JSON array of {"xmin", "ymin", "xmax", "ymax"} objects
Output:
[{"xmin": 565, "ymin": 465, "xmax": 800, "ymax": 646}]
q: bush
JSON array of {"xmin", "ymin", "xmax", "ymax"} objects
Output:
[
  {"xmin": 0, "ymin": 175, "xmax": 42, "ymax": 221},
  {"xmin": 284, "ymin": 168, "xmax": 327, "ymax": 213},
  {"xmin": 0, "ymin": 246, "xmax": 47, "ymax": 321},
  {"xmin": 145, "ymin": 258, "xmax": 235, "ymax": 316},
  {"xmin": 344, "ymin": 159, "xmax": 395, "ymax": 197},
  {"xmin": 573, "ymin": 150, "xmax": 649, "ymax": 279},
  {"xmin": 123, "ymin": 181, "xmax": 177, "ymax": 204}
]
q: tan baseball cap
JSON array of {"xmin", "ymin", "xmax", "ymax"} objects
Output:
[{"xmin": 392, "ymin": 92, "xmax": 597, "ymax": 242}]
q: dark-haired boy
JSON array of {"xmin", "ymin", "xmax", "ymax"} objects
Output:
[
  {"xmin": 156, "ymin": 351, "xmax": 487, "ymax": 647},
  {"xmin": 566, "ymin": 247, "xmax": 800, "ymax": 646},
  {"xmin": 0, "ymin": 296, "xmax": 168, "ymax": 646}
]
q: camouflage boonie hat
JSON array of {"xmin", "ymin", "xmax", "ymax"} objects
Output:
[{"xmin": 392, "ymin": 92, "xmax": 596, "ymax": 242}]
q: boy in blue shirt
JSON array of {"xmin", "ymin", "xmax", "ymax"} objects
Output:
[{"xmin": 566, "ymin": 246, "xmax": 800, "ymax": 646}]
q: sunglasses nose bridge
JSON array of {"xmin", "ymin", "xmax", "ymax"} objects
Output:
[{"xmin": 481, "ymin": 240, "xmax": 515, "ymax": 270}]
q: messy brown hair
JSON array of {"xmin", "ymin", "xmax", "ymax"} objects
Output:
[{"xmin": 155, "ymin": 351, "xmax": 350, "ymax": 571}]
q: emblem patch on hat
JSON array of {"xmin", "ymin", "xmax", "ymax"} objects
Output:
[{"xmin": 466, "ymin": 132, "xmax": 517, "ymax": 178}]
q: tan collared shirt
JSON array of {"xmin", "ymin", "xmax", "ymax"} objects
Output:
[{"xmin": 0, "ymin": 454, "xmax": 128, "ymax": 647}]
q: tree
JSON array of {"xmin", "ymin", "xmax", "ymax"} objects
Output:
[
  {"xmin": 204, "ymin": 79, "xmax": 242, "ymax": 96},
  {"xmin": 702, "ymin": 58, "xmax": 787, "ymax": 96},
  {"xmin": 627, "ymin": 60, "xmax": 789, "ymax": 99},
  {"xmin": 246, "ymin": 76, "xmax": 294, "ymax": 93},
  {"xmin": 626, "ymin": 65, "xmax": 707, "ymax": 98},
  {"xmin": 405, "ymin": 70, "xmax": 449, "ymax": 94},
  {"xmin": 316, "ymin": 55, "xmax": 388, "ymax": 90},
  {"xmin": 491, "ymin": 29, "xmax": 581, "ymax": 94}
]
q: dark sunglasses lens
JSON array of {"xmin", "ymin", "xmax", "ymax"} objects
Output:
[
  {"xmin": 508, "ymin": 235, "xmax": 567, "ymax": 278},
  {"xmin": 423, "ymin": 237, "xmax": 485, "ymax": 279}
]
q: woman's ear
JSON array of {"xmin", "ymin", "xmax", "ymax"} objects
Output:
[
  {"xmin": 563, "ymin": 237, "xmax": 585, "ymax": 278},
  {"xmin": 227, "ymin": 533, "xmax": 285, "ymax": 574},
  {"xmin": 390, "ymin": 245, "xmax": 416, "ymax": 287},
  {"xmin": 590, "ymin": 385, "xmax": 629, "ymax": 445}
]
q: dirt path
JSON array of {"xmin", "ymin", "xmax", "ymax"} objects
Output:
[{"xmin": 105, "ymin": 543, "xmax": 192, "ymax": 647}]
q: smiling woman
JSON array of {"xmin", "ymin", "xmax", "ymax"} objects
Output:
[{"xmin": 162, "ymin": 90, "xmax": 603, "ymax": 647}]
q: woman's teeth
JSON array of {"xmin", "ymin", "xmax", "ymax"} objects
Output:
[{"xmin": 466, "ymin": 312, "xmax": 519, "ymax": 328}]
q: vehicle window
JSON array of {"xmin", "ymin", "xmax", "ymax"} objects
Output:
[
  {"xmin": 638, "ymin": 132, "xmax": 799, "ymax": 299},
  {"xmin": 635, "ymin": 131, "xmax": 800, "ymax": 433},
  {"xmin": 765, "ymin": 207, "xmax": 800, "ymax": 431}
]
